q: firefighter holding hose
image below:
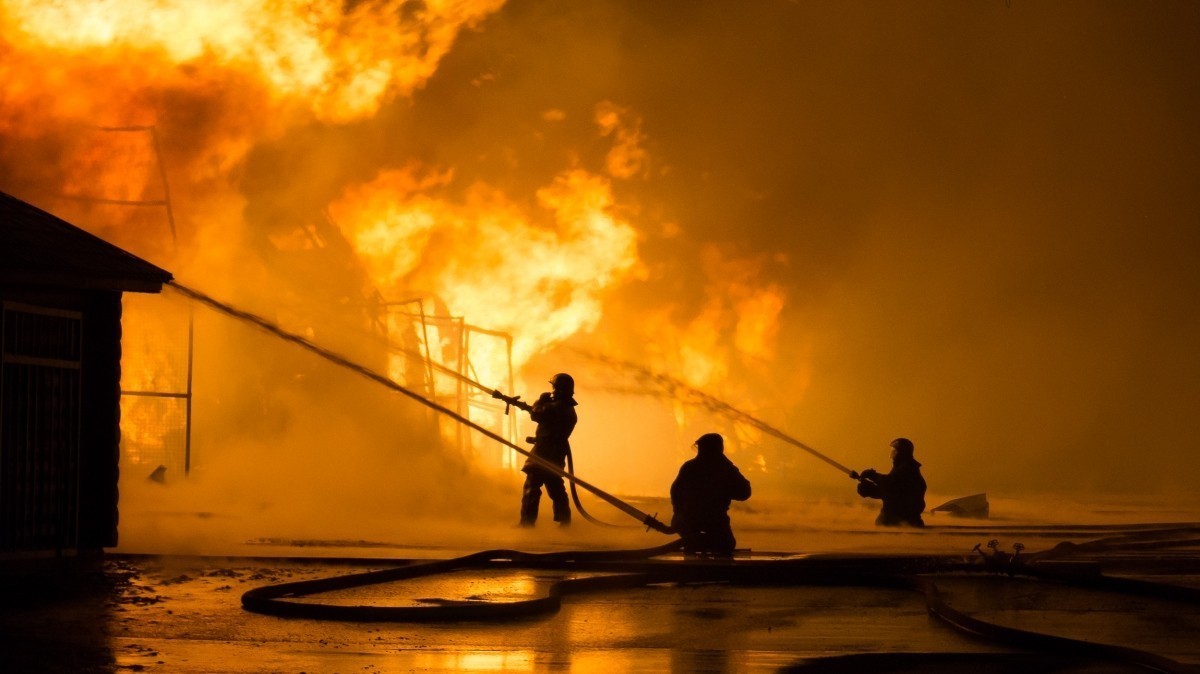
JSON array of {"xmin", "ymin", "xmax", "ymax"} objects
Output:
[
  {"xmin": 851, "ymin": 437, "xmax": 927, "ymax": 527},
  {"xmin": 493, "ymin": 373, "xmax": 578, "ymax": 527}
]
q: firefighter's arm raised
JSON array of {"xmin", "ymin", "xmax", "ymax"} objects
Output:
[{"xmin": 491, "ymin": 390, "xmax": 533, "ymax": 414}]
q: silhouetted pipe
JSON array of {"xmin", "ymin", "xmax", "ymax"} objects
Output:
[{"xmin": 167, "ymin": 281, "xmax": 674, "ymax": 534}]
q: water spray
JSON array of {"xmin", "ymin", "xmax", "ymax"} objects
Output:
[
  {"xmin": 573, "ymin": 349, "xmax": 855, "ymax": 476},
  {"xmin": 166, "ymin": 281, "xmax": 674, "ymax": 534}
]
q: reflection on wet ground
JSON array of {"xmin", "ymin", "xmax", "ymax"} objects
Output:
[{"xmin": 2, "ymin": 521, "xmax": 1199, "ymax": 673}]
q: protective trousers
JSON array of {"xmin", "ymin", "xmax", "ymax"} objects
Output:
[
  {"xmin": 520, "ymin": 467, "xmax": 571, "ymax": 525},
  {"xmin": 676, "ymin": 516, "xmax": 736, "ymax": 556}
]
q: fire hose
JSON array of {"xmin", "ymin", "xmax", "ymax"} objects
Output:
[
  {"xmin": 241, "ymin": 528, "xmax": 1200, "ymax": 673},
  {"xmin": 171, "ymin": 281, "xmax": 866, "ymax": 531},
  {"xmin": 169, "ymin": 282, "xmax": 673, "ymax": 533},
  {"xmin": 489, "ymin": 389, "xmax": 636, "ymax": 528},
  {"xmin": 574, "ymin": 350, "xmax": 858, "ymax": 477},
  {"xmin": 171, "ymin": 284, "xmax": 1198, "ymax": 669},
  {"xmin": 566, "ymin": 448, "xmax": 631, "ymax": 527}
]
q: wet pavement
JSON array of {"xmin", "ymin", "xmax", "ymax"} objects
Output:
[
  {"xmin": 3, "ymin": 536, "xmax": 1198, "ymax": 673},
  {"xmin": 6, "ymin": 494, "xmax": 1200, "ymax": 673}
]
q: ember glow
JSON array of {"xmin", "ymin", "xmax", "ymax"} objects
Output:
[
  {"xmin": 0, "ymin": 0, "xmax": 793, "ymax": 549},
  {"xmin": 327, "ymin": 163, "xmax": 641, "ymax": 372},
  {"xmin": 2, "ymin": 0, "xmax": 504, "ymax": 122},
  {"xmin": 2, "ymin": 2, "xmax": 1199, "ymax": 552}
]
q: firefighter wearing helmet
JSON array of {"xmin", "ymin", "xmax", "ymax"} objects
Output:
[
  {"xmin": 850, "ymin": 437, "xmax": 927, "ymax": 527},
  {"xmin": 493, "ymin": 373, "xmax": 578, "ymax": 527},
  {"xmin": 669, "ymin": 433, "xmax": 752, "ymax": 556}
]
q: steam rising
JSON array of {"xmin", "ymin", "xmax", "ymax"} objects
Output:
[{"xmin": 2, "ymin": 1, "xmax": 1199, "ymax": 552}]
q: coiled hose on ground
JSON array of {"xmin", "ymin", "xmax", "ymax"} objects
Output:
[{"xmin": 243, "ymin": 526, "xmax": 1200, "ymax": 673}]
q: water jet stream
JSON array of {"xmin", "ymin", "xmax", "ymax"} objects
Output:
[
  {"xmin": 166, "ymin": 281, "xmax": 673, "ymax": 533},
  {"xmin": 571, "ymin": 349, "xmax": 855, "ymax": 476}
]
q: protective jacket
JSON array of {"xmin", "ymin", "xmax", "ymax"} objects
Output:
[
  {"xmin": 670, "ymin": 447, "xmax": 751, "ymax": 546},
  {"xmin": 524, "ymin": 393, "xmax": 577, "ymax": 471},
  {"xmin": 857, "ymin": 456, "xmax": 927, "ymax": 527}
]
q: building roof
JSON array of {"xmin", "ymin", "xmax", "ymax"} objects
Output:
[{"xmin": 0, "ymin": 190, "xmax": 173, "ymax": 293}]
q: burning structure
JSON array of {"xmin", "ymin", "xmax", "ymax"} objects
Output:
[
  {"xmin": 2, "ymin": 2, "xmax": 1200, "ymax": 671},
  {"xmin": 0, "ymin": 0, "xmax": 1197, "ymax": 548},
  {"xmin": 0, "ymin": 0, "xmax": 800, "ymax": 539},
  {"xmin": 0, "ymin": 190, "xmax": 171, "ymax": 556}
]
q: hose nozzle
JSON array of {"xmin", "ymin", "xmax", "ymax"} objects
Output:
[{"xmin": 642, "ymin": 514, "xmax": 675, "ymax": 535}]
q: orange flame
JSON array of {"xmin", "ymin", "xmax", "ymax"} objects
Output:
[
  {"xmin": 2, "ymin": 0, "xmax": 504, "ymax": 123},
  {"xmin": 329, "ymin": 165, "xmax": 642, "ymax": 382},
  {"xmin": 655, "ymin": 246, "xmax": 788, "ymax": 390},
  {"xmin": 1, "ymin": 0, "xmax": 797, "ymax": 480},
  {"xmin": 594, "ymin": 101, "xmax": 649, "ymax": 179}
]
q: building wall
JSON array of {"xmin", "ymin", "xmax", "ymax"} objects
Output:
[
  {"xmin": 0, "ymin": 286, "xmax": 122, "ymax": 553},
  {"xmin": 80, "ymin": 291, "xmax": 122, "ymax": 549}
]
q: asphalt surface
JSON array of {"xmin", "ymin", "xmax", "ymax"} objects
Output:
[{"xmin": 3, "ymin": 530, "xmax": 1199, "ymax": 673}]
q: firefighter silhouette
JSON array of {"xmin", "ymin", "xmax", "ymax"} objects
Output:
[
  {"xmin": 670, "ymin": 433, "xmax": 751, "ymax": 556},
  {"xmin": 494, "ymin": 373, "xmax": 578, "ymax": 527},
  {"xmin": 851, "ymin": 437, "xmax": 927, "ymax": 527}
]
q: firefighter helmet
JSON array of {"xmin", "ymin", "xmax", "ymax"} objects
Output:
[
  {"xmin": 549, "ymin": 372, "xmax": 575, "ymax": 395},
  {"xmin": 890, "ymin": 437, "xmax": 914, "ymax": 456},
  {"xmin": 695, "ymin": 433, "xmax": 724, "ymax": 453}
]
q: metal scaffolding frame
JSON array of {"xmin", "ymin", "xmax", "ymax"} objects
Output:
[
  {"xmin": 56, "ymin": 125, "xmax": 518, "ymax": 475},
  {"xmin": 61, "ymin": 125, "xmax": 195, "ymax": 475},
  {"xmin": 373, "ymin": 297, "xmax": 520, "ymax": 469}
]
